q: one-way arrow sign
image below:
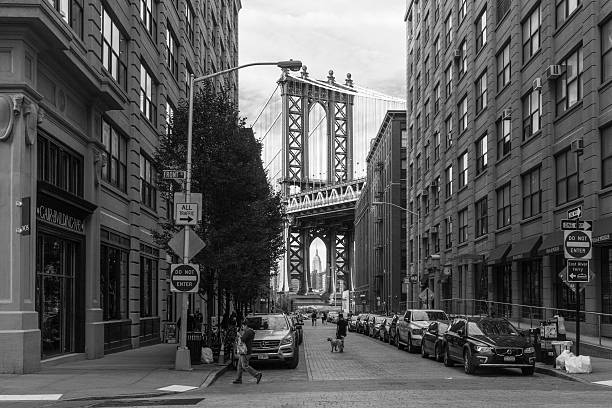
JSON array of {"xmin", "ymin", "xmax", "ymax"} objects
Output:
[
  {"xmin": 567, "ymin": 206, "xmax": 582, "ymax": 219},
  {"xmin": 175, "ymin": 203, "xmax": 198, "ymax": 226}
]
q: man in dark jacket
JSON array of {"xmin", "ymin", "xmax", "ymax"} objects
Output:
[
  {"xmin": 233, "ymin": 320, "xmax": 262, "ymax": 384},
  {"xmin": 336, "ymin": 313, "xmax": 348, "ymax": 352}
]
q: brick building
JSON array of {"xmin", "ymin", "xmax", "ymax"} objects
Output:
[
  {"xmin": 405, "ymin": 0, "xmax": 612, "ymax": 335},
  {"xmin": 0, "ymin": 0, "xmax": 240, "ymax": 373}
]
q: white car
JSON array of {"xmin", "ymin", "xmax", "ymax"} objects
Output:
[{"xmin": 396, "ymin": 309, "xmax": 449, "ymax": 353}]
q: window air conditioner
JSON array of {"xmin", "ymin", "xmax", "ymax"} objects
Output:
[
  {"xmin": 532, "ymin": 77, "xmax": 542, "ymax": 91},
  {"xmin": 570, "ymin": 139, "xmax": 584, "ymax": 152},
  {"xmin": 502, "ymin": 108, "xmax": 512, "ymax": 120},
  {"xmin": 430, "ymin": 226, "xmax": 438, "ymax": 233},
  {"xmin": 546, "ymin": 65, "xmax": 563, "ymax": 79},
  {"xmin": 453, "ymin": 49, "xmax": 462, "ymax": 59}
]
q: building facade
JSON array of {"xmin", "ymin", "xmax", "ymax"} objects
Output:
[
  {"xmin": 0, "ymin": 0, "xmax": 240, "ymax": 373},
  {"xmin": 354, "ymin": 110, "xmax": 407, "ymax": 314},
  {"xmin": 405, "ymin": 0, "xmax": 612, "ymax": 334}
]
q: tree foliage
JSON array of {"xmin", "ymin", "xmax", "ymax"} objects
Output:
[{"xmin": 155, "ymin": 83, "xmax": 283, "ymax": 307}]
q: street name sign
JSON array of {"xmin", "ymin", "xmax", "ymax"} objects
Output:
[
  {"xmin": 175, "ymin": 202, "xmax": 198, "ymax": 225},
  {"xmin": 560, "ymin": 219, "xmax": 592, "ymax": 231},
  {"xmin": 566, "ymin": 260, "xmax": 589, "ymax": 283},
  {"xmin": 162, "ymin": 169, "xmax": 186, "ymax": 180},
  {"xmin": 170, "ymin": 263, "xmax": 200, "ymax": 292},
  {"xmin": 564, "ymin": 229, "xmax": 592, "ymax": 260},
  {"xmin": 567, "ymin": 205, "xmax": 582, "ymax": 220}
]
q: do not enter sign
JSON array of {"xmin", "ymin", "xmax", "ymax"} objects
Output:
[
  {"xmin": 564, "ymin": 230, "xmax": 592, "ymax": 260},
  {"xmin": 170, "ymin": 263, "xmax": 200, "ymax": 293}
]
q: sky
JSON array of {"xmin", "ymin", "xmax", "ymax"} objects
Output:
[{"xmin": 238, "ymin": 0, "xmax": 407, "ymax": 274}]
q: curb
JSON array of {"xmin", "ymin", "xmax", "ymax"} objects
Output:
[
  {"xmin": 200, "ymin": 363, "xmax": 230, "ymax": 388},
  {"xmin": 534, "ymin": 364, "xmax": 591, "ymax": 385}
]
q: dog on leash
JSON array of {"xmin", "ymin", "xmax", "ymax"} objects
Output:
[{"xmin": 327, "ymin": 337, "xmax": 344, "ymax": 352}]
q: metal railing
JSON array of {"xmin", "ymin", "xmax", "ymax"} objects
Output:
[{"xmin": 440, "ymin": 298, "xmax": 612, "ymax": 347}]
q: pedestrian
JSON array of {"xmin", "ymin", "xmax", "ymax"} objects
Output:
[
  {"xmin": 321, "ymin": 312, "xmax": 326, "ymax": 325},
  {"xmin": 233, "ymin": 320, "xmax": 263, "ymax": 384},
  {"xmin": 336, "ymin": 313, "xmax": 348, "ymax": 352},
  {"xmin": 311, "ymin": 311, "xmax": 317, "ymax": 326},
  {"xmin": 194, "ymin": 309, "xmax": 203, "ymax": 331}
]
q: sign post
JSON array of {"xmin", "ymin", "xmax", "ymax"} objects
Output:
[{"xmin": 561, "ymin": 212, "xmax": 592, "ymax": 357}]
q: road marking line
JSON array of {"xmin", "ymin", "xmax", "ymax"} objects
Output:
[
  {"xmin": 157, "ymin": 385, "xmax": 198, "ymax": 392},
  {"xmin": 0, "ymin": 395, "xmax": 62, "ymax": 401},
  {"xmin": 593, "ymin": 380, "xmax": 612, "ymax": 387}
]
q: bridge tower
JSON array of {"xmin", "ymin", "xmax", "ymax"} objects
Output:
[{"xmin": 278, "ymin": 67, "xmax": 357, "ymax": 297}]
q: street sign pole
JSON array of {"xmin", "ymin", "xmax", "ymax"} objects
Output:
[{"xmin": 576, "ymin": 282, "xmax": 580, "ymax": 356}]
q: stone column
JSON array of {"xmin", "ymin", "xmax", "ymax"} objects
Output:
[{"xmin": 0, "ymin": 93, "xmax": 42, "ymax": 373}]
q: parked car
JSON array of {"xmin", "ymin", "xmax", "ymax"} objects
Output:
[
  {"xmin": 327, "ymin": 311, "xmax": 339, "ymax": 323},
  {"xmin": 356, "ymin": 313, "xmax": 369, "ymax": 334},
  {"xmin": 361, "ymin": 314, "xmax": 373, "ymax": 336},
  {"xmin": 290, "ymin": 315, "xmax": 304, "ymax": 345},
  {"xmin": 420, "ymin": 320, "xmax": 450, "ymax": 361},
  {"xmin": 232, "ymin": 313, "xmax": 299, "ymax": 369},
  {"xmin": 396, "ymin": 309, "xmax": 449, "ymax": 353},
  {"xmin": 348, "ymin": 315, "xmax": 359, "ymax": 332},
  {"xmin": 443, "ymin": 317, "xmax": 536, "ymax": 375},
  {"xmin": 386, "ymin": 314, "xmax": 400, "ymax": 345},
  {"xmin": 370, "ymin": 315, "xmax": 386, "ymax": 339}
]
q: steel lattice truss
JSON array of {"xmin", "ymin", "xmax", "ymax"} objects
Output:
[
  {"xmin": 286, "ymin": 178, "xmax": 365, "ymax": 215},
  {"xmin": 333, "ymin": 102, "xmax": 348, "ymax": 183},
  {"xmin": 334, "ymin": 233, "xmax": 348, "ymax": 278}
]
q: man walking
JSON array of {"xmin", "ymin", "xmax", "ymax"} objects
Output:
[
  {"xmin": 233, "ymin": 321, "xmax": 263, "ymax": 384},
  {"xmin": 336, "ymin": 313, "xmax": 348, "ymax": 352},
  {"xmin": 311, "ymin": 311, "xmax": 317, "ymax": 326}
]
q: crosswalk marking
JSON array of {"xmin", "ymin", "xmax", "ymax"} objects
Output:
[
  {"xmin": 157, "ymin": 385, "xmax": 198, "ymax": 392},
  {"xmin": 0, "ymin": 394, "xmax": 62, "ymax": 401},
  {"xmin": 593, "ymin": 380, "xmax": 612, "ymax": 387}
]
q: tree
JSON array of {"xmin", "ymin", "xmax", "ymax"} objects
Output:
[{"xmin": 155, "ymin": 83, "xmax": 283, "ymax": 320}]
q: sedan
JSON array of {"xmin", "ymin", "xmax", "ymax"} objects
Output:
[
  {"xmin": 348, "ymin": 315, "xmax": 358, "ymax": 332},
  {"xmin": 370, "ymin": 315, "xmax": 386, "ymax": 339},
  {"xmin": 420, "ymin": 320, "xmax": 450, "ymax": 362},
  {"xmin": 443, "ymin": 317, "xmax": 536, "ymax": 375}
]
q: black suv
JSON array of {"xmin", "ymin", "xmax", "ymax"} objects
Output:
[{"xmin": 443, "ymin": 317, "xmax": 536, "ymax": 375}]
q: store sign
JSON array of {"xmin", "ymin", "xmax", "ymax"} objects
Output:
[
  {"xmin": 36, "ymin": 205, "xmax": 84, "ymax": 233},
  {"xmin": 593, "ymin": 234, "xmax": 611, "ymax": 244}
]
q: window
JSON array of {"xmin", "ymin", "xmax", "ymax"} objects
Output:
[
  {"xmin": 602, "ymin": 249, "xmax": 612, "ymax": 323},
  {"xmin": 434, "ymin": 36, "xmax": 440, "ymax": 67},
  {"xmin": 424, "ymin": 57, "xmax": 430, "ymax": 87},
  {"xmin": 409, "ymin": 87, "xmax": 414, "ymax": 111},
  {"xmin": 475, "ymin": 71, "xmax": 487, "ymax": 114},
  {"xmin": 415, "ymin": 34, "xmax": 421, "ymax": 62},
  {"xmin": 424, "ymin": 14, "xmax": 430, "ymax": 44},
  {"xmin": 522, "ymin": 167, "xmax": 541, "ymax": 218},
  {"xmin": 101, "ymin": 119, "xmax": 128, "ymax": 192},
  {"xmin": 458, "ymin": 208, "xmax": 468, "ymax": 244},
  {"xmin": 140, "ymin": 153, "xmax": 157, "ymax": 209},
  {"xmin": 458, "ymin": 151, "xmax": 468, "ymax": 189},
  {"xmin": 434, "ymin": 83, "xmax": 440, "ymax": 114},
  {"xmin": 521, "ymin": 260, "xmax": 542, "ymax": 315},
  {"xmin": 496, "ymin": 183, "xmax": 511, "ymax": 228},
  {"xmin": 416, "ymin": 74, "xmax": 421, "ymax": 101},
  {"xmin": 186, "ymin": 64, "xmax": 193, "ymax": 99},
  {"xmin": 445, "ymin": 64, "xmax": 453, "ymax": 98},
  {"xmin": 523, "ymin": 88, "xmax": 541, "ymax": 140},
  {"xmin": 100, "ymin": 237, "xmax": 129, "ymax": 321},
  {"xmin": 433, "ymin": 224, "xmax": 440, "ymax": 253},
  {"xmin": 48, "ymin": 0, "xmax": 83, "ymax": 38},
  {"xmin": 166, "ymin": 25, "xmax": 179, "ymax": 80},
  {"xmin": 433, "ymin": 176, "xmax": 440, "ymax": 206},
  {"xmin": 458, "ymin": 0, "xmax": 467, "ymax": 22},
  {"xmin": 475, "ymin": 197, "xmax": 488, "ymax": 237},
  {"xmin": 425, "ymin": 100, "xmax": 430, "ymax": 128},
  {"xmin": 555, "ymin": 149, "xmax": 582, "ymax": 205},
  {"xmin": 445, "ymin": 165, "xmax": 453, "ymax": 198},
  {"xmin": 603, "ymin": 126, "xmax": 612, "ymax": 188},
  {"xmin": 434, "ymin": 0, "xmax": 440, "ymax": 21},
  {"xmin": 434, "ymin": 131, "xmax": 440, "ymax": 160},
  {"xmin": 522, "ymin": 6, "xmax": 540, "ymax": 62},
  {"xmin": 423, "ymin": 235, "xmax": 429, "ymax": 258},
  {"xmin": 37, "ymin": 133, "xmax": 84, "ymax": 197},
  {"xmin": 459, "ymin": 40, "xmax": 467, "ymax": 76},
  {"xmin": 409, "ymin": 163, "xmax": 414, "ymax": 186},
  {"xmin": 497, "ymin": 117, "xmax": 511, "ymax": 159},
  {"xmin": 409, "ymin": 201, "xmax": 414, "ymax": 225},
  {"xmin": 556, "ymin": 47, "xmax": 583, "ymax": 114},
  {"xmin": 425, "ymin": 143, "xmax": 430, "ymax": 171},
  {"xmin": 165, "ymin": 98, "xmax": 175, "ymax": 135},
  {"xmin": 140, "ymin": 244, "xmax": 159, "ymax": 317},
  {"xmin": 445, "ymin": 115, "xmax": 453, "ymax": 148},
  {"xmin": 476, "ymin": 133, "xmax": 488, "ymax": 175},
  {"xmin": 602, "ymin": 19, "xmax": 612, "ymax": 82},
  {"xmin": 140, "ymin": 62, "xmax": 156, "ymax": 123},
  {"xmin": 556, "ymin": 0, "xmax": 581, "ymax": 27},
  {"xmin": 401, "ymin": 128, "xmax": 408, "ymax": 148},
  {"xmin": 476, "ymin": 8, "xmax": 487, "ymax": 52},
  {"xmin": 185, "ymin": 1, "xmax": 195, "ymax": 43},
  {"xmin": 497, "ymin": 42, "xmax": 511, "ymax": 91},
  {"xmin": 416, "ymin": 153, "xmax": 421, "ymax": 180},
  {"xmin": 445, "ymin": 13, "xmax": 453, "ymax": 48},
  {"xmin": 458, "ymin": 96, "xmax": 467, "ymax": 133},
  {"xmin": 101, "ymin": 6, "xmax": 127, "ymax": 89},
  {"xmin": 445, "ymin": 216, "xmax": 453, "ymax": 249},
  {"xmin": 497, "ymin": 0, "xmax": 511, "ymax": 22},
  {"xmin": 424, "ymin": 193, "xmax": 430, "ymax": 215},
  {"xmin": 140, "ymin": 0, "xmax": 156, "ymax": 38}
]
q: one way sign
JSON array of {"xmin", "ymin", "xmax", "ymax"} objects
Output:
[{"xmin": 175, "ymin": 202, "xmax": 199, "ymax": 226}]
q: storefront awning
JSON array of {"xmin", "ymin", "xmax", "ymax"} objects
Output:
[
  {"xmin": 507, "ymin": 236, "xmax": 542, "ymax": 260},
  {"xmin": 453, "ymin": 253, "xmax": 484, "ymax": 263},
  {"xmin": 593, "ymin": 216, "xmax": 612, "ymax": 245},
  {"xmin": 539, "ymin": 231, "xmax": 564, "ymax": 255},
  {"xmin": 488, "ymin": 244, "xmax": 512, "ymax": 263}
]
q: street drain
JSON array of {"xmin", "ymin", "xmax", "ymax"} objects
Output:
[{"xmin": 92, "ymin": 398, "xmax": 204, "ymax": 407}]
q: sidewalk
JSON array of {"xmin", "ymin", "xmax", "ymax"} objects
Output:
[
  {"xmin": 0, "ymin": 343, "xmax": 228, "ymax": 402},
  {"xmin": 535, "ymin": 356, "xmax": 612, "ymax": 387}
]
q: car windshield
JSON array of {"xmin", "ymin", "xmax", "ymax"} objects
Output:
[
  {"xmin": 246, "ymin": 315, "xmax": 289, "ymax": 331},
  {"xmin": 413, "ymin": 310, "xmax": 448, "ymax": 321},
  {"xmin": 472, "ymin": 320, "xmax": 519, "ymax": 336}
]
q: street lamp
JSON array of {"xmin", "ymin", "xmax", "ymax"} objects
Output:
[
  {"xmin": 371, "ymin": 201, "xmax": 422, "ymax": 310},
  {"xmin": 175, "ymin": 59, "xmax": 303, "ymax": 371}
]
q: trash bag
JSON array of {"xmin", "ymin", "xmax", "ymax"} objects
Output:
[
  {"xmin": 555, "ymin": 350, "xmax": 574, "ymax": 370},
  {"xmin": 565, "ymin": 355, "xmax": 592, "ymax": 374},
  {"xmin": 201, "ymin": 347, "xmax": 214, "ymax": 364}
]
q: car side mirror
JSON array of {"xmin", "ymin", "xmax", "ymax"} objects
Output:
[
  {"xmin": 457, "ymin": 329, "xmax": 465, "ymax": 337},
  {"xmin": 404, "ymin": 317, "xmax": 410, "ymax": 322}
]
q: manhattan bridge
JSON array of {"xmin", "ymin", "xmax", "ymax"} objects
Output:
[{"xmin": 251, "ymin": 66, "xmax": 405, "ymax": 301}]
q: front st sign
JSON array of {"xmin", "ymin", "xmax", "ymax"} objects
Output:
[{"xmin": 170, "ymin": 263, "xmax": 200, "ymax": 292}]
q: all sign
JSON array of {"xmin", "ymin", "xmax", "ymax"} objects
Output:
[
  {"xmin": 175, "ymin": 202, "xmax": 198, "ymax": 225},
  {"xmin": 564, "ymin": 229, "xmax": 592, "ymax": 260},
  {"xmin": 170, "ymin": 263, "xmax": 200, "ymax": 292}
]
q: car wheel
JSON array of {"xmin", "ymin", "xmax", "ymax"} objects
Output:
[
  {"xmin": 443, "ymin": 346, "xmax": 454, "ymax": 367},
  {"xmin": 434, "ymin": 343, "xmax": 443, "ymax": 362},
  {"xmin": 406, "ymin": 334, "xmax": 415, "ymax": 353},
  {"xmin": 396, "ymin": 335, "xmax": 404, "ymax": 350},
  {"xmin": 463, "ymin": 350, "xmax": 476, "ymax": 375},
  {"xmin": 286, "ymin": 346, "xmax": 300, "ymax": 369},
  {"xmin": 421, "ymin": 341, "xmax": 429, "ymax": 358},
  {"xmin": 521, "ymin": 366, "xmax": 535, "ymax": 376}
]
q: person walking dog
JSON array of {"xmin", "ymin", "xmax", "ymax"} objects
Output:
[
  {"xmin": 336, "ymin": 313, "xmax": 348, "ymax": 352},
  {"xmin": 233, "ymin": 320, "xmax": 263, "ymax": 384}
]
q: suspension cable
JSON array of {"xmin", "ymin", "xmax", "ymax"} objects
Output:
[{"xmin": 250, "ymin": 84, "xmax": 280, "ymax": 127}]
